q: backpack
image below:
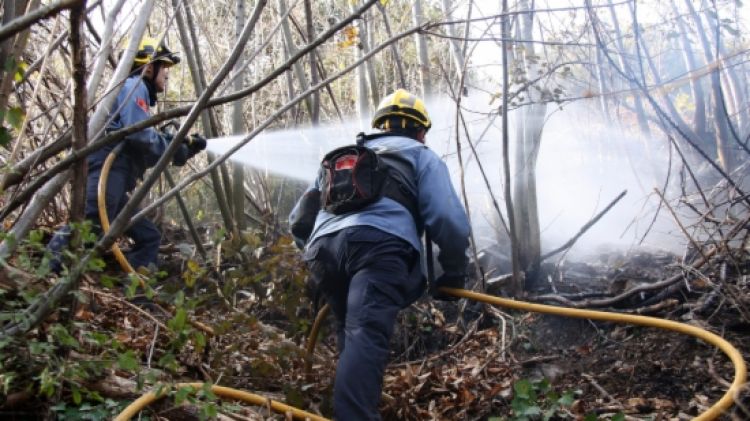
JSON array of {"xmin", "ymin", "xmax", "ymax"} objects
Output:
[
  {"xmin": 290, "ymin": 132, "xmax": 419, "ymax": 247},
  {"xmin": 320, "ymin": 132, "xmax": 419, "ymax": 220}
]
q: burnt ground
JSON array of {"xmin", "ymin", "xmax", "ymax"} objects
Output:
[
  {"xmin": 375, "ymin": 248, "xmax": 750, "ymax": 420},
  {"xmin": 3, "ymin": 239, "xmax": 747, "ymax": 420}
]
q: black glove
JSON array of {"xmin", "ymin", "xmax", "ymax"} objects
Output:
[
  {"xmin": 430, "ymin": 273, "xmax": 465, "ymax": 301},
  {"xmin": 184, "ymin": 133, "xmax": 207, "ymax": 153}
]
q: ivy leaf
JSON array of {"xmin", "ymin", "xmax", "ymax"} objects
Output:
[
  {"xmin": 174, "ymin": 385, "xmax": 193, "ymax": 405},
  {"xmin": 514, "ymin": 379, "xmax": 532, "ymax": 399},
  {"xmin": 201, "ymin": 403, "xmax": 218, "ymax": 418},
  {"xmin": 117, "ymin": 350, "xmax": 139, "ymax": 371}
]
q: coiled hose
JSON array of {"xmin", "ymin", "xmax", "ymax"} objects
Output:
[
  {"xmin": 115, "ymin": 287, "xmax": 746, "ymax": 420},
  {"xmin": 98, "ymin": 146, "xmax": 214, "ymax": 335}
]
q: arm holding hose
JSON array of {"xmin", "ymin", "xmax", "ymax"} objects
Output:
[
  {"xmin": 165, "ymin": 131, "xmax": 207, "ymax": 166},
  {"xmin": 416, "ymin": 153, "xmax": 471, "ymax": 300}
]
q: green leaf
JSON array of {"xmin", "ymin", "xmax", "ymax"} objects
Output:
[
  {"xmin": 193, "ymin": 331, "xmax": 206, "ymax": 353},
  {"xmin": 536, "ymin": 378, "xmax": 550, "ymax": 394},
  {"xmin": 158, "ymin": 352, "xmax": 177, "ymax": 371},
  {"xmin": 514, "ymin": 379, "xmax": 532, "ymax": 399},
  {"xmin": 168, "ymin": 308, "xmax": 187, "ymax": 332},
  {"xmin": 583, "ymin": 412, "xmax": 598, "ymax": 421},
  {"xmin": 72, "ymin": 386, "xmax": 82, "ymax": 405},
  {"xmin": 126, "ymin": 277, "xmax": 139, "ymax": 298},
  {"xmin": 99, "ymin": 275, "xmax": 116, "ymax": 289},
  {"xmin": 87, "ymin": 257, "xmax": 106, "ymax": 272},
  {"xmin": 0, "ymin": 127, "xmax": 10, "ymax": 147},
  {"xmin": 202, "ymin": 402, "xmax": 218, "ymax": 418},
  {"xmin": 6, "ymin": 107, "xmax": 24, "ymax": 130},
  {"xmin": 199, "ymin": 382, "xmax": 217, "ymax": 400},
  {"xmin": 51, "ymin": 324, "xmax": 79, "ymax": 348},
  {"xmin": 13, "ymin": 61, "xmax": 27, "ymax": 82},
  {"xmin": 612, "ymin": 413, "xmax": 626, "ymax": 421},
  {"xmin": 558, "ymin": 390, "xmax": 575, "ymax": 406},
  {"xmin": 174, "ymin": 385, "xmax": 193, "ymax": 404},
  {"xmin": 117, "ymin": 350, "xmax": 139, "ymax": 371}
]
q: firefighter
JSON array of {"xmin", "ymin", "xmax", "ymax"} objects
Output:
[
  {"xmin": 289, "ymin": 89, "xmax": 471, "ymax": 420},
  {"xmin": 48, "ymin": 36, "xmax": 206, "ymax": 273}
]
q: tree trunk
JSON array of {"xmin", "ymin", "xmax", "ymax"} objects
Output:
[
  {"xmin": 500, "ymin": 0, "xmax": 522, "ymax": 295},
  {"xmin": 512, "ymin": 0, "xmax": 544, "ymax": 285},
  {"xmin": 279, "ymin": 0, "xmax": 314, "ymax": 120},
  {"xmin": 303, "ymin": 0, "xmax": 319, "ymax": 125},
  {"xmin": 671, "ymin": 0, "xmax": 707, "ymax": 138},
  {"xmin": 351, "ymin": 2, "xmax": 370, "ymax": 121},
  {"xmin": 172, "ymin": 0, "xmax": 236, "ymax": 235},
  {"xmin": 232, "ymin": 0, "xmax": 247, "ymax": 231},
  {"xmin": 0, "ymin": 0, "xmax": 36, "ymax": 133},
  {"xmin": 606, "ymin": 0, "xmax": 650, "ymax": 135},
  {"xmin": 684, "ymin": 0, "xmax": 734, "ymax": 172},
  {"xmin": 69, "ymin": 0, "xmax": 87, "ymax": 222},
  {"xmin": 440, "ymin": 0, "xmax": 465, "ymax": 76},
  {"xmin": 412, "ymin": 0, "xmax": 432, "ymax": 96},
  {"xmin": 376, "ymin": 2, "xmax": 406, "ymax": 88}
]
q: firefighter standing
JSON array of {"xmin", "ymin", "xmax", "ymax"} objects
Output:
[
  {"xmin": 289, "ymin": 89, "xmax": 471, "ymax": 420},
  {"xmin": 48, "ymin": 36, "xmax": 206, "ymax": 273}
]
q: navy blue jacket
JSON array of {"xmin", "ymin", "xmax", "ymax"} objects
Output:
[
  {"xmin": 88, "ymin": 75, "xmax": 189, "ymax": 190},
  {"xmin": 290, "ymin": 134, "xmax": 471, "ymax": 279}
]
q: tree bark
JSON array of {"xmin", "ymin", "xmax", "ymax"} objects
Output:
[
  {"xmin": 69, "ymin": 0, "xmax": 88, "ymax": 222},
  {"xmin": 232, "ymin": 0, "xmax": 247, "ymax": 231},
  {"xmin": 351, "ymin": 2, "xmax": 370, "ymax": 121},
  {"xmin": 412, "ymin": 0, "xmax": 432, "ymax": 96},
  {"xmin": 684, "ymin": 0, "xmax": 734, "ymax": 172},
  {"xmin": 671, "ymin": 0, "xmax": 707, "ymax": 138},
  {"xmin": 376, "ymin": 2, "xmax": 406, "ymax": 88},
  {"xmin": 501, "ymin": 0, "xmax": 522, "ymax": 295},
  {"xmin": 303, "ymin": 0, "xmax": 319, "ymax": 124},
  {"xmin": 605, "ymin": 0, "xmax": 650, "ymax": 135},
  {"xmin": 440, "ymin": 0, "xmax": 465, "ymax": 75},
  {"xmin": 511, "ymin": 0, "xmax": 544, "ymax": 284},
  {"xmin": 172, "ymin": 0, "xmax": 236, "ymax": 235}
]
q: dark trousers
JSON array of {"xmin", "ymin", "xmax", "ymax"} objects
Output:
[
  {"xmin": 48, "ymin": 167, "xmax": 160, "ymax": 271},
  {"xmin": 304, "ymin": 226, "xmax": 422, "ymax": 421}
]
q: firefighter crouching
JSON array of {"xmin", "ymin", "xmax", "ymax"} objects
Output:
[{"xmin": 289, "ymin": 89, "xmax": 471, "ymax": 420}]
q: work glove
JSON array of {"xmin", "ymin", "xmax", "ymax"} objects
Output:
[
  {"xmin": 430, "ymin": 273, "xmax": 465, "ymax": 302},
  {"xmin": 184, "ymin": 133, "xmax": 207, "ymax": 153}
]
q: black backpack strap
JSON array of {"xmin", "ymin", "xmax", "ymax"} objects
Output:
[
  {"xmin": 379, "ymin": 153, "xmax": 421, "ymax": 229},
  {"xmin": 358, "ymin": 132, "xmax": 422, "ymax": 227}
]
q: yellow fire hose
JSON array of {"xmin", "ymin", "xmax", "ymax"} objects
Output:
[
  {"xmin": 98, "ymin": 147, "xmax": 214, "ymax": 336},
  {"xmin": 116, "ymin": 287, "xmax": 747, "ymax": 420},
  {"xmin": 113, "ymin": 383, "xmax": 327, "ymax": 421}
]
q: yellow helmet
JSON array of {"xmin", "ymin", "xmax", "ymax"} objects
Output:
[
  {"xmin": 371, "ymin": 89, "xmax": 431, "ymax": 131},
  {"xmin": 133, "ymin": 36, "xmax": 180, "ymax": 67}
]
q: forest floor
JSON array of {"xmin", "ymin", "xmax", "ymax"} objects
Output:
[{"xmin": 2, "ymin": 239, "xmax": 748, "ymax": 420}]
